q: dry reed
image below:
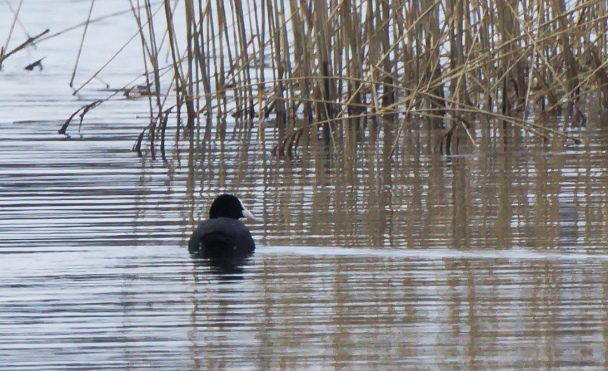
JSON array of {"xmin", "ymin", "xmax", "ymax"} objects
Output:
[{"xmin": 74, "ymin": 0, "xmax": 608, "ymax": 157}]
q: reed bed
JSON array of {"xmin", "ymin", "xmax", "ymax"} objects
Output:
[{"xmin": 80, "ymin": 0, "xmax": 608, "ymax": 157}]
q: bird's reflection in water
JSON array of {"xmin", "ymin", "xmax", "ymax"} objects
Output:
[{"xmin": 191, "ymin": 253, "xmax": 254, "ymax": 280}]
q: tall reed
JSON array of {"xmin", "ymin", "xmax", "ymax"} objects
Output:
[{"xmin": 130, "ymin": 0, "xmax": 604, "ymax": 157}]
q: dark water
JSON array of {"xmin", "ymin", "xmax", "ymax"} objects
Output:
[{"xmin": 4, "ymin": 2, "xmax": 608, "ymax": 369}]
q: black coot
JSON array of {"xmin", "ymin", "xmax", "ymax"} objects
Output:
[{"xmin": 188, "ymin": 194, "xmax": 256, "ymax": 260}]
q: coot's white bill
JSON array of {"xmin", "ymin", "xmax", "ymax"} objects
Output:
[{"xmin": 242, "ymin": 208, "xmax": 256, "ymax": 220}]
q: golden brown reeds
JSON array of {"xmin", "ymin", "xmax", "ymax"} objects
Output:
[{"xmin": 126, "ymin": 0, "xmax": 605, "ymax": 157}]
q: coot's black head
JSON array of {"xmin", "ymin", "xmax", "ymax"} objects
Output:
[{"xmin": 209, "ymin": 194, "xmax": 255, "ymax": 220}]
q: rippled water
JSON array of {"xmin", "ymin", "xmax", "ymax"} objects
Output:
[{"xmin": 4, "ymin": 1, "xmax": 608, "ymax": 369}]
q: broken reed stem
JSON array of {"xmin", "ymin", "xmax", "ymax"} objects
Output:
[
  {"xmin": 2, "ymin": 0, "xmax": 24, "ymax": 54},
  {"xmin": 0, "ymin": 0, "xmax": 25, "ymax": 67},
  {"xmin": 0, "ymin": 28, "xmax": 49, "ymax": 67},
  {"xmin": 69, "ymin": 1, "xmax": 95, "ymax": 89}
]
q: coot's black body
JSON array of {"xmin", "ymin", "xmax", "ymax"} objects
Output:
[
  {"xmin": 188, "ymin": 194, "xmax": 255, "ymax": 261},
  {"xmin": 188, "ymin": 217, "xmax": 255, "ymax": 258}
]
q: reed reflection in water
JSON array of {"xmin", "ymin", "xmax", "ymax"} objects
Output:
[{"xmin": 1, "ymin": 121, "xmax": 608, "ymax": 368}]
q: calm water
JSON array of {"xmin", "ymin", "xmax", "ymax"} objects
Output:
[{"xmin": 3, "ymin": 1, "xmax": 608, "ymax": 369}]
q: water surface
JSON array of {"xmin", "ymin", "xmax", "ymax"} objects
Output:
[{"xmin": 2, "ymin": 1, "xmax": 608, "ymax": 369}]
